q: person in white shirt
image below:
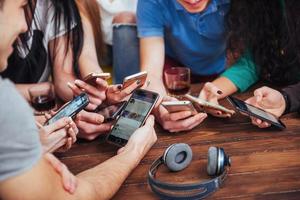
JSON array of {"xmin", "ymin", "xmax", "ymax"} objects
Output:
[{"xmin": 97, "ymin": 0, "xmax": 140, "ymax": 83}]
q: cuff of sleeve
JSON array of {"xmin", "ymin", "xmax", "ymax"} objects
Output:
[
  {"xmin": 220, "ymin": 73, "xmax": 252, "ymax": 92},
  {"xmin": 137, "ymin": 28, "xmax": 164, "ymax": 38}
]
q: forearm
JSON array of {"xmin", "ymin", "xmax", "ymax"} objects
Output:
[
  {"xmin": 140, "ymin": 37, "xmax": 166, "ymax": 98},
  {"xmin": 78, "ymin": 15, "xmax": 103, "ymax": 78},
  {"xmin": 212, "ymin": 77, "xmax": 238, "ymax": 99},
  {"xmin": 76, "ymin": 146, "xmax": 141, "ymax": 200}
]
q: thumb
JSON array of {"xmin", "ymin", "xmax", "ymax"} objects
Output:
[{"xmin": 145, "ymin": 115, "xmax": 155, "ymax": 127}]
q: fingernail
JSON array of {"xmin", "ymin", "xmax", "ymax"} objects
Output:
[
  {"xmin": 117, "ymin": 85, "xmax": 122, "ymax": 90},
  {"xmin": 136, "ymin": 80, "xmax": 141, "ymax": 85},
  {"xmin": 74, "ymin": 79, "xmax": 81, "ymax": 85},
  {"xmin": 97, "ymin": 118, "xmax": 102, "ymax": 124},
  {"xmin": 217, "ymin": 90, "xmax": 223, "ymax": 95},
  {"xmin": 67, "ymin": 82, "xmax": 72, "ymax": 88}
]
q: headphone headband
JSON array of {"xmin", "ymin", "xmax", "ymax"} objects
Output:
[{"xmin": 147, "ymin": 145, "xmax": 230, "ymax": 200}]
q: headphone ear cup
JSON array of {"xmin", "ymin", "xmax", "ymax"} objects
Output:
[
  {"xmin": 163, "ymin": 143, "xmax": 193, "ymax": 172},
  {"xmin": 207, "ymin": 146, "xmax": 218, "ymax": 176}
]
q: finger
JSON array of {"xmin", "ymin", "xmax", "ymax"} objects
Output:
[
  {"xmin": 76, "ymin": 121, "xmax": 112, "ymax": 136},
  {"xmin": 36, "ymin": 121, "xmax": 43, "ymax": 129},
  {"xmin": 64, "ymin": 137, "xmax": 73, "ymax": 150},
  {"xmin": 165, "ymin": 113, "xmax": 207, "ymax": 131},
  {"xmin": 108, "ymin": 84, "xmax": 123, "ymax": 93},
  {"xmin": 168, "ymin": 111, "xmax": 193, "ymax": 121},
  {"xmin": 44, "ymin": 112, "xmax": 52, "ymax": 120},
  {"xmin": 69, "ymin": 120, "xmax": 79, "ymax": 135},
  {"xmin": 67, "ymin": 82, "xmax": 83, "ymax": 96},
  {"xmin": 48, "ymin": 138, "xmax": 67, "ymax": 153},
  {"xmin": 43, "ymin": 117, "xmax": 72, "ymax": 133},
  {"xmin": 145, "ymin": 115, "xmax": 155, "ymax": 127},
  {"xmin": 75, "ymin": 79, "xmax": 103, "ymax": 99},
  {"xmin": 119, "ymin": 80, "xmax": 140, "ymax": 97},
  {"xmin": 117, "ymin": 147, "xmax": 126, "ymax": 155},
  {"xmin": 67, "ymin": 126, "xmax": 77, "ymax": 144},
  {"xmin": 76, "ymin": 111, "xmax": 104, "ymax": 125},
  {"xmin": 169, "ymin": 113, "xmax": 208, "ymax": 132},
  {"xmin": 95, "ymin": 78, "xmax": 109, "ymax": 89}
]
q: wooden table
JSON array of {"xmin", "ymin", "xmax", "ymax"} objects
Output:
[{"xmin": 57, "ymin": 84, "xmax": 300, "ymax": 199}]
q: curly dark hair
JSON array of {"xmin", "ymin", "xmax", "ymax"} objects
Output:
[{"xmin": 226, "ymin": 0, "xmax": 300, "ymax": 85}]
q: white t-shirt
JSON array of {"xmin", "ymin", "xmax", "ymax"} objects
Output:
[
  {"xmin": 97, "ymin": 0, "xmax": 138, "ymax": 45},
  {"xmin": 17, "ymin": 0, "xmax": 76, "ymax": 82}
]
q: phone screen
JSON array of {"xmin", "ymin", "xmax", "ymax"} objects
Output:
[
  {"xmin": 107, "ymin": 89, "xmax": 159, "ymax": 146},
  {"xmin": 227, "ymin": 96, "xmax": 285, "ymax": 129},
  {"xmin": 45, "ymin": 93, "xmax": 89, "ymax": 125},
  {"xmin": 97, "ymin": 101, "xmax": 126, "ymax": 122}
]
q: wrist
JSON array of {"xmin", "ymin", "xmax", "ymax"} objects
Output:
[{"xmin": 121, "ymin": 142, "xmax": 144, "ymax": 167}]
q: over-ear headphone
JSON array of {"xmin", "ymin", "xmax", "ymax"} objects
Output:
[{"xmin": 148, "ymin": 143, "xmax": 231, "ymax": 200}]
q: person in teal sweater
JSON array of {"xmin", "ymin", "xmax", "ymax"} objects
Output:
[{"xmin": 200, "ymin": 0, "xmax": 300, "ymax": 117}]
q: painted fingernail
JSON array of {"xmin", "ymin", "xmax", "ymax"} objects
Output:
[
  {"xmin": 136, "ymin": 80, "xmax": 141, "ymax": 85},
  {"xmin": 217, "ymin": 90, "xmax": 223, "ymax": 95},
  {"xmin": 117, "ymin": 85, "xmax": 122, "ymax": 90}
]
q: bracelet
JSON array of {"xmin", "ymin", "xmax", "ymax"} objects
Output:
[{"xmin": 280, "ymin": 90, "xmax": 291, "ymax": 115}]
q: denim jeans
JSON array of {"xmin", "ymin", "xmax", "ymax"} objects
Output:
[{"xmin": 112, "ymin": 24, "xmax": 140, "ymax": 84}]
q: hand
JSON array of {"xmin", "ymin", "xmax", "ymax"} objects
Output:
[
  {"xmin": 199, "ymin": 82, "xmax": 232, "ymax": 118},
  {"xmin": 44, "ymin": 153, "xmax": 77, "ymax": 194},
  {"xmin": 245, "ymin": 86, "xmax": 286, "ymax": 128},
  {"xmin": 118, "ymin": 115, "xmax": 157, "ymax": 159},
  {"xmin": 75, "ymin": 110, "xmax": 113, "ymax": 140},
  {"xmin": 37, "ymin": 117, "xmax": 78, "ymax": 153},
  {"xmin": 155, "ymin": 96, "xmax": 207, "ymax": 132},
  {"xmin": 106, "ymin": 80, "xmax": 140, "ymax": 104},
  {"xmin": 67, "ymin": 78, "xmax": 108, "ymax": 111}
]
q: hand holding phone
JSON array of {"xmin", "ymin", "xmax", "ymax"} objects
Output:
[
  {"xmin": 122, "ymin": 71, "xmax": 147, "ymax": 89},
  {"xmin": 106, "ymin": 89, "xmax": 159, "ymax": 146},
  {"xmin": 185, "ymin": 94, "xmax": 235, "ymax": 115},
  {"xmin": 227, "ymin": 96, "xmax": 286, "ymax": 129},
  {"xmin": 83, "ymin": 72, "xmax": 111, "ymax": 86},
  {"xmin": 161, "ymin": 101, "xmax": 197, "ymax": 115},
  {"xmin": 44, "ymin": 93, "xmax": 89, "ymax": 125}
]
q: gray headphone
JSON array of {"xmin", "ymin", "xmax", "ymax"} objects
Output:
[{"xmin": 148, "ymin": 143, "xmax": 231, "ymax": 200}]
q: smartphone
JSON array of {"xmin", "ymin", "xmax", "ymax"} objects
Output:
[
  {"xmin": 122, "ymin": 71, "xmax": 147, "ymax": 89},
  {"xmin": 44, "ymin": 93, "xmax": 89, "ymax": 126},
  {"xmin": 84, "ymin": 72, "xmax": 111, "ymax": 86},
  {"xmin": 161, "ymin": 101, "xmax": 197, "ymax": 115},
  {"xmin": 227, "ymin": 96, "xmax": 286, "ymax": 129},
  {"xmin": 96, "ymin": 101, "xmax": 127, "ymax": 122},
  {"xmin": 184, "ymin": 94, "xmax": 235, "ymax": 115},
  {"xmin": 106, "ymin": 89, "xmax": 159, "ymax": 146}
]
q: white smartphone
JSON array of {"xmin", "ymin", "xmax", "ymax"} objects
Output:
[
  {"xmin": 122, "ymin": 71, "xmax": 147, "ymax": 89},
  {"xmin": 185, "ymin": 94, "xmax": 235, "ymax": 115},
  {"xmin": 161, "ymin": 101, "xmax": 197, "ymax": 115}
]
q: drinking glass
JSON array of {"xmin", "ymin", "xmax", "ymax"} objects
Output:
[
  {"xmin": 29, "ymin": 82, "xmax": 56, "ymax": 115},
  {"xmin": 164, "ymin": 67, "xmax": 191, "ymax": 98}
]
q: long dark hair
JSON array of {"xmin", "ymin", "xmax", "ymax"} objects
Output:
[
  {"xmin": 19, "ymin": 0, "xmax": 83, "ymax": 76},
  {"xmin": 226, "ymin": 0, "xmax": 300, "ymax": 85}
]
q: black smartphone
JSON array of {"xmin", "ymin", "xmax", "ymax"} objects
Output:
[
  {"xmin": 106, "ymin": 89, "xmax": 159, "ymax": 146},
  {"xmin": 227, "ymin": 96, "xmax": 286, "ymax": 129},
  {"xmin": 44, "ymin": 93, "xmax": 89, "ymax": 126},
  {"xmin": 96, "ymin": 101, "xmax": 127, "ymax": 122}
]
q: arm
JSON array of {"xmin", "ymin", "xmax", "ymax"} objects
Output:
[
  {"xmin": 213, "ymin": 50, "xmax": 259, "ymax": 98},
  {"xmin": 140, "ymin": 37, "xmax": 166, "ymax": 97},
  {"xmin": 51, "ymin": 16, "xmax": 104, "ymax": 102},
  {"xmin": 0, "ymin": 116, "xmax": 157, "ymax": 200}
]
